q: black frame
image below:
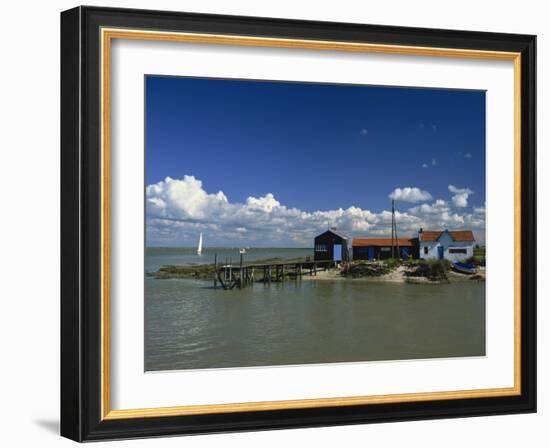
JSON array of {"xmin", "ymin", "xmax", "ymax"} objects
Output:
[{"xmin": 61, "ymin": 6, "xmax": 536, "ymax": 442}]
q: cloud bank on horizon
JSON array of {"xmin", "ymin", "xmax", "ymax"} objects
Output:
[{"xmin": 146, "ymin": 175, "xmax": 486, "ymax": 247}]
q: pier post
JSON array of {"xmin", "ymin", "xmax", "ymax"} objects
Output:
[
  {"xmin": 239, "ymin": 253, "xmax": 243, "ymax": 289},
  {"xmin": 214, "ymin": 253, "xmax": 218, "ymax": 289}
]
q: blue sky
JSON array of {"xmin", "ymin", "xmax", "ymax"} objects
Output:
[{"xmin": 145, "ymin": 76, "xmax": 486, "ymax": 247}]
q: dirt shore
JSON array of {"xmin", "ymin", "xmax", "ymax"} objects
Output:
[{"xmin": 308, "ymin": 265, "xmax": 485, "ymax": 284}]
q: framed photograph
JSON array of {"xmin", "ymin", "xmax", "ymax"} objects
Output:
[{"xmin": 61, "ymin": 6, "xmax": 536, "ymax": 441}]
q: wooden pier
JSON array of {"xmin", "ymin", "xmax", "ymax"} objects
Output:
[{"xmin": 213, "ymin": 254, "xmax": 338, "ymax": 290}]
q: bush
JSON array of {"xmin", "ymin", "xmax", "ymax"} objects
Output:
[
  {"xmin": 465, "ymin": 256, "xmax": 486, "ymax": 267},
  {"xmin": 474, "ymin": 246, "xmax": 486, "ymax": 257},
  {"xmin": 403, "ymin": 258, "xmax": 421, "ymax": 268},
  {"xmin": 342, "ymin": 261, "xmax": 391, "ymax": 278},
  {"xmin": 405, "ymin": 259, "xmax": 451, "ymax": 282},
  {"xmin": 382, "ymin": 258, "xmax": 402, "ymax": 269}
]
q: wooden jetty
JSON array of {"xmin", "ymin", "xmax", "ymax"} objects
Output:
[{"xmin": 213, "ymin": 253, "xmax": 338, "ymax": 290}]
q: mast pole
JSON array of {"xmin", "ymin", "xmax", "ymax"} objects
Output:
[
  {"xmin": 394, "ymin": 201, "xmax": 400, "ymax": 259},
  {"xmin": 391, "ymin": 199, "xmax": 395, "ymax": 258}
]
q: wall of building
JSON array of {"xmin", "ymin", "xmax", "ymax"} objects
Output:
[
  {"xmin": 314, "ymin": 232, "xmax": 349, "ymax": 261},
  {"xmin": 354, "ymin": 246, "xmax": 412, "ymax": 260}
]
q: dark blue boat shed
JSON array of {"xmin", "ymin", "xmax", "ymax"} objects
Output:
[{"xmin": 313, "ymin": 228, "xmax": 349, "ymax": 262}]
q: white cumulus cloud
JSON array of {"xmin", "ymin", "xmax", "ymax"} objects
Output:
[
  {"xmin": 448, "ymin": 185, "xmax": 474, "ymax": 208},
  {"xmin": 146, "ymin": 175, "xmax": 228, "ymax": 220},
  {"xmin": 389, "ymin": 187, "xmax": 433, "ymax": 203}
]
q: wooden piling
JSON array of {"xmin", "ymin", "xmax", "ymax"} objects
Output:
[
  {"xmin": 214, "ymin": 253, "xmax": 218, "ymax": 289},
  {"xmin": 213, "ymin": 259, "xmax": 337, "ymax": 290},
  {"xmin": 239, "ymin": 254, "xmax": 243, "ymax": 289}
]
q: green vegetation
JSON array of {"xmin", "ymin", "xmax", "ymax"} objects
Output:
[
  {"xmin": 381, "ymin": 258, "xmax": 402, "ymax": 269},
  {"xmin": 342, "ymin": 261, "xmax": 391, "ymax": 278},
  {"xmin": 148, "ymin": 264, "xmax": 215, "ymax": 279},
  {"xmin": 472, "ymin": 245, "xmax": 486, "ymax": 265},
  {"xmin": 465, "ymin": 255, "xmax": 486, "ymax": 267},
  {"xmin": 342, "ymin": 258, "xmax": 404, "ymax": 278},
  {"xmin": 474, "ymin": 245, "xmax": 486, "ymax": 256},
  {"xmin": 405, "ymin": 259, "xmax": 451, "ymax": 282}
]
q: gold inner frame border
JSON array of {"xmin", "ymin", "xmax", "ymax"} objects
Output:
[{"xmin": 99, "ymin": 27, "xmax": 522, "ymax": 421}]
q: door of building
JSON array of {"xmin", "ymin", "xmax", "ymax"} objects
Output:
[
  {"xmin": 333, "ymin": 244, "xmax": 342, "ymax": 261},
  {"xmin": 437, "ymin": 246, "xmax": 444, "ymax": 260},
  {"xmin": 367, "ymin": 247, "xmax": 375, "ymax": 260}
]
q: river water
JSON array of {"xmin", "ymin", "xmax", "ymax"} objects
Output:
[{"xmin": 145, "ymin": 248, "xmax": 486, "ymax": 371}]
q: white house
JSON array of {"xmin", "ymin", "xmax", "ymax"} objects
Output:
[{"xmin": 418, "ymin": 229, "xmax": 475, "ymax": 262}]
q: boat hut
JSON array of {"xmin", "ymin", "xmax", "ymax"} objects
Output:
[
  {"xmin": 352, "ymin": 237, "xmax": 418, "ymax": 260},
  {"xmin": 313, "ymin": 228, "xmax": 349, "ymax": 262}
]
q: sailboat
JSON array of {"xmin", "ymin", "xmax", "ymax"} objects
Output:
[{"xmin": 197, "ymin": 232, "xmax": 203, "ymax": 255}]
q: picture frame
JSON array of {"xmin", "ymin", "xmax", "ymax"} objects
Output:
[{"xmin": 60, "ymin": 5, "xmax": 536, "ymax": 442}]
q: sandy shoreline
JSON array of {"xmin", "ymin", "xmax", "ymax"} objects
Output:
[{"xmin": 305, "ymin": 265, "xmax": 485, "ymax": 284}]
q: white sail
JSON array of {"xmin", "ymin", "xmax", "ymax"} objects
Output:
[{"xmin": 197, "ymin": 232, "xmax": 203, "ymax": 255}]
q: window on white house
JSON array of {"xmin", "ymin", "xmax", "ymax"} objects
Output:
[
  {"xmin": 424, "ymin": 246, "xmax": 428, "ymax": 255},
  {"xmin": 449, "ymin": 248, "xmax": 467, "ymax": 254}
]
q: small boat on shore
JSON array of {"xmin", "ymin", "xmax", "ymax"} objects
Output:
[{"xmin": 452, "ymin": 261, "xmax": 477, "ymax": 275}]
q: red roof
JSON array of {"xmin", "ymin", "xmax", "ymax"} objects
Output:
[
  {"xmin": 419, "ymin": 231, "xmax": 443, "ymax": 241},
  {"xmin": 420, "ymin": 230, "xmax": 475, "ymax": 242},
  {"xmin": 352, "ymin": 237, "xmax": 415, "ymax": 247}
]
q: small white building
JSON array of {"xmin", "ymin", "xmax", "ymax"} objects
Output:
[{"xmin": 418, "ymin": 229, "xmax": 475, "ymax": 262}]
